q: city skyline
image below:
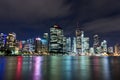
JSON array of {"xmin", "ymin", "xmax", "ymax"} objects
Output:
[
  {"xmin": 1, "ymin": 25, "xmax": 119, "ymax": 56},
  {"xmin": 0, "ymin": 23, "xmax": 119, "ymax": 47}
]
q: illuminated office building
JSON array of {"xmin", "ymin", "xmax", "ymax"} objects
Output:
[
  {"xmin": 6, "ymin": 32, "xmax": 17, "ymax": 54},
  {"xmin": 108, "ymin": 47, "xmax": 114, "ymax": 53},
  {"xmin": 63, "ymin": 37, "xmax": 67, "ymax": 53},
  {"xmin": 41, "ymin": 38, "xmax": 48, "ymax": 53},
  {"xmin": 22, "ymin": 38, "xmax": 35, "ymax": 52},
  {"xmin": 43, "ymin": 33, "xmax": 49, "ymax": 40},
  {"xmin": 66, "ymin": 37, "xmax": 71, "ymax": 53},
  {"xmin": 43, "ymin": 33, "xmax": 49, "ymax": 53},
  {"xmin": 93, "ymin": 35, "xmax": 100, "ymax": 54},
  {"xmin": 114, "ymin": 44, "xmax": 120, "ymax": 54},
  {"xmin": 18, "ymin": 41, "xmax": 22, "ymax": 50},
  {"xmin": 21, "ymin": 40, "xmax": 27, "ymax": 51},
  {"xmin": 49, "ymin": 25, "xmax": 64, "ymax": 53},
  {"xmin": 81, "ymin": 31, "xmax": 84, "ymax": 54},
  {"xmin": 22, "ymin": 44, "xmax": 34, "ymax": 52},
  {"xmin": 83, "ymin": 37, "xmax": 90, "ymax": 54},
  {"xmin": 76, "ymin": 28, "xmax": 82, "ymax": 54},
  {"xmin": 35, "ymin": 37, "xmax": 42, "ymax": 53},
  {"xmin": 6, "ymin": 32, "xmax": 16, "ymax": 47},
  {"xmin": 96, "ymin": 47, "xmax": 101, "ymax": 54},
  {"xmin": 0, "ymin": 33, "xmax": 7, "ymax": 48},
  {"xmin": 90, "ymin": 47, "xmax": 94, "ymax": 55},
  {"xmin": 27, "ymin": 39, "xmax": 34, "ymax": 44},
  {"xmin": 101, "ymin": 40, "xmax": 107, "ymax": 53},
  {"xmin": 72, "ymin": 37, "xmax": 76, "ymax": 53}
]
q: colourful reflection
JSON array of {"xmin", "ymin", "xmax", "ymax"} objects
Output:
[
  {"xmin": 5, "ymin": 57, "xmax": 17, "ymax": 80},
  {"xmin": 0, "ymin": 57, "xmax": 6, "ymax": 80},
  {"xmin": 22, "ymin": 57, "xmax": 32, "ymax": 80},
  {"xmin": 102, "ymin": 57, "xmax": 110, "ymax": 80},
  {"xmin": 33, "ymin": 57, "xmax": 42, "ymax": 80},
  {"xmin": 79, "ymin": 56, "xmax": 90, "ymax": 80},
  {"xmin": 49, "ymin": 56, "xmax": 61, "ymax": 80},
  {"xmin": 16, "ymin": 56, "xmax": 23, "ymax": 80},
  {"xmin": 64, "ymin": 56, "xmax": 72, "ymax": 80},
  {"xmin": 93, "ymin": 56, "xmax": 100, "ymax": 79}
]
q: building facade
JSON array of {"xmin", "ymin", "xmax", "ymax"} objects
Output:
[{"xmin": 49, "ymin": 25, "xmax": 64, "ymax": 53}]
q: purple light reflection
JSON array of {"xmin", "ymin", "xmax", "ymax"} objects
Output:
[{"xmin": 33, "ymin": 57, "xmax": 43, "ymax": 80}]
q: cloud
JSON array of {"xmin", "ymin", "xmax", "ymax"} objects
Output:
[
  {"xmin": 74, "ymin": 0, "xmax": 120, "ymax": 21},
  {"xmin": 0, "ymin": 0, "xmax": 71, "ymax": 21},
  {"xmin": 83, "ymin": 15, "xmax": 120, "ymax": 33}
]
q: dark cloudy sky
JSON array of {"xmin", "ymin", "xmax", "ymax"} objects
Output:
[{"xmin": 0, "ymin": 0, "xmax": 120, "ymax": 46}]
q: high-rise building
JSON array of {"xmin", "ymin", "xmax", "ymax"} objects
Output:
[
  {"xmin": 18, "ymin": 41, "xmax": 22, "ymax": 50},
  {"xmin": 66, "ymin": 37, "xmax": 71, "ymax": 53},
  {"xmin": 76, "ymin": 28, "xmax": 82, "ymax": 54},
  {"xmin": 49, "ymin": 25, "xmax": 64, "ymax": 53},
  {"xmin": 22, "ymin": 38, "xmax": 35, "ymax": 53},
  {"xmin": 6, "ymin": 32, "xmax": 17, "ymax": 55},
  {"xmin": 43, "ymin": 33, "xmax": 49, "ymax": 53},
  {"xmin": 63, "ymin": 37, "xmax": 67, "ymax": 53},
  {"xmin": 35, "ymin": 37, "xmax": 42, "ymax": 53},
  {"xmin": 83, "ymin": 37, "xmax": 90, "ymax": 54},
  {"xmin": 93, "ymin": 35, "xmax": 100, "ymax": 54},
  {"xmin": 0, "ymin": 33, "xmax": 7, "ymax": 48},
  {"xmin": 6, "ymin": 32, "xmax": 16, "ymax": 47},
  {"xmin": 43, "ymin": 33, "xmax": 49, "ymax": 40},
  {"xmin": 41, "ymin": 38, "xmax": 48, "ymax": 53},
  {"xmin": 108, "ymin": 47, "xmax": 114, "ymax": 53},
  {"xmin": 101, "ymin": 40, "xmax": 107, "ymax": 53},
  {"xmin": 114, "ymin": 44, "xmax": 120, "ymax": 54},
  {"xmin": 89, "ymin": 47, "xmax": 94, "ymax": 55},
  {"xmin": 72, "ymin": 37, "xmax": 76, "ymax": 53},
  {"xmin": 22, "ymin": 44, "xmax": 34, "ymax": 52}
]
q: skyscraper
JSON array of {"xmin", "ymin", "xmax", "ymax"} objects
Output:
[
  {"xmin": 43, "ymin": 33, "xmax": 49, "ymax": 53},
  {"xmin": 108, "ymin": 47, "xmax": 114, "ymax": 54},
  {"xmin": 35, "ymin": 37, "xmax": 42, "ymax": 53},
  {"xmin": 93, "ymin": 35, "xmax": 100, "ymax": 54},
  {"xmin": 0, "ymin": 33, "xmax": 7, "ymax": 48},
  {"xmin": 89, "ymin": 47, "xmax": 94, "ymax": 55},
  {"xmin": 63, "ymin": 37, "xmax": 67, "ymax": 53},
  {"xmin": 101, "ymin": 40, "xmax": 107, "ymax": 53},
  {"xmin": 49, "ymin": 25, "xmax": 64, "ymax": 53},
  {"xmin": 66, "ymin": 37, "xmax": 71, "ymax": 53},
  {"xmin": 41, "ymin": 38, "xmax": 48, "ymax": 53},
  {"xmin": 6, "ymin": 32, "xmax": 17, "ymax": 55},
  {"xmin": 22, "ymin": 38, "xmax": 35, "ymax": 53},
  {"xmin": 72, "ymin": 37, "xmax": 76, "ymax": 53},
  {"xmin": 76, "ymin": 28, "xmax": 82, "ymax": 54},
  {"xmin": 114, "ymin": 44, "xmax": 120, "ymax": 54},
  {"xmin": 81, "ymin": 31, "xmax": 84, "ymax": 54},
  {"xmin": 83, "ymin": 37, "xmax": 90, "ymax": 54}
]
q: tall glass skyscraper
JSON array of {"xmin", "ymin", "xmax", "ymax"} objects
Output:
[
  {"xmin": 93, "ymin": 35, "xmax": 100, "ymax": 54},
  {"xmin": 6, "ymin": 32, "xmax": 17, "ymax": 55},
  {"xmin": 0, "ymin": 33, "xmax": 7, "ymax": 48},
  {"xmin": 76, "ymin": 28, "xmax": 82, "ymax": 54},
  {"xmin": 101, "ymin": 40, "xmax": 107, "ymax": 53},
  {"xmin": 72, "ymin": 37, "xmax": 76, "ymax": 53},
  {"xmin": 66, "ymin": 37, "xmax": 71, "ymax": 53},
  {"xmin": 83, "ymin": 37, "xmax": 89, "ymax": 54},
  {"xmin": 35, "ymin": 38, "xmax": 42, "ymax": 53},
  {"xmin": 49, "ymin": 25, "xmax": 64, "ymax": 53}
]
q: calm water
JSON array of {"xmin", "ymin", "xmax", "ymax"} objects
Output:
[{"xmin": 0, "ymin": 56, "xmax": 120, "ymax": 80}]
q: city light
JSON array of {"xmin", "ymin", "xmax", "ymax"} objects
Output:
[{"xmin": 0, "ymin": 25, "xmax": 119, "ymax": 56}]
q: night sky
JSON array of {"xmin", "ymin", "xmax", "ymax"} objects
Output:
[{"xmin": 0, "ymin": 0, "xmax": 120, "ymax": 46}]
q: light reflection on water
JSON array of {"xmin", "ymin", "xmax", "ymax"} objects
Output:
[{"xmin": 0, "ymin": 56, "xmax": 120, "ymax": 80}]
